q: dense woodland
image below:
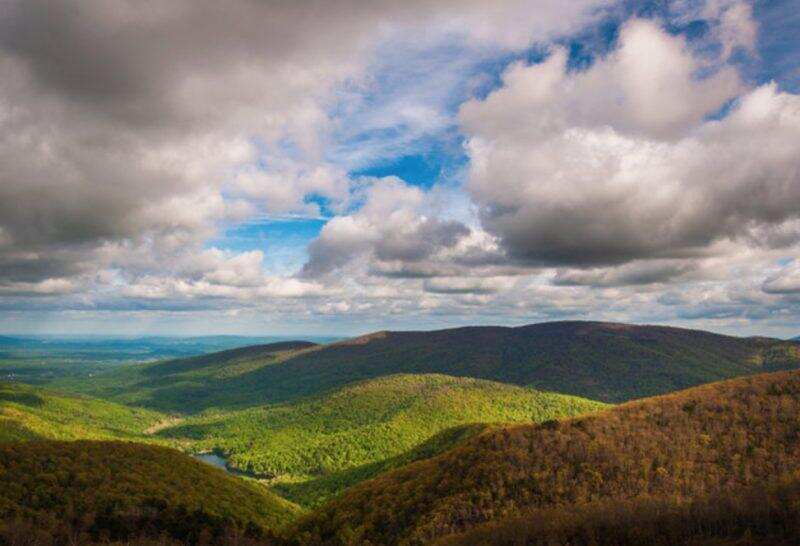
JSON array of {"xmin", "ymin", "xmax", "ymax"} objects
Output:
[
  {"xmin": 435, "ymin": 477, "xmax": 800, "ymax": 545},
  {"xmin": 0, "ymin": 382, "xmax": 162, "ymax": 442},
  {"xmin": 295, "ymin": 369, "xmax": 800, "ymax": 544},
  {"xmin": 156, "ymin": 374, "xmax": 605, "ymax": 506},
  {"xmin": 0, "ymin": 441, "xmax": 297, "ymax": 545},
  {"xmin": 0, "ymin": 374, "xmax": 605, "ymax": 509}
]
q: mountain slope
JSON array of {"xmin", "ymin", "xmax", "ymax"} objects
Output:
[
  {"xmin": 0, "ymin": 441, "xmax": 300, "ymax": 544},
  {"xmin": 154, "ymin": 374, "xmax": 607, "ymax": 506},
  {"xmin": 60, "ymin": 322, "xmax": 800, "ymax": 411},
  {"xmin": 436, "ymin": 478, "xmax": 800, "ymax": 546},
  {"xmin": 0, "ymin": 381, "xmax": 164, "ymax": 442},
  {"xmin": 295, "ymin": 369, "xmax": 800, "ymax": 545},
  {"xmin": 54, "ymin": 340, "xmax": 319, "ymax": 411}
]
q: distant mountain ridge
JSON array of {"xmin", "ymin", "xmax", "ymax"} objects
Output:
[{"xmin": 64, "ymin": 320, "xmax": 800, "ymax": 411}]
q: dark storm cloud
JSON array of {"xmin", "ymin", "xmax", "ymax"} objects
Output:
[{"xmin": 0, "ymin": 0, "xmax": 385, "ymax": 284}]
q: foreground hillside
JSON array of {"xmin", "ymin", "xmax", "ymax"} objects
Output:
[
  {"xmin": 0, "ymin": 441, "xmax": 300, "ymax": 544},
  {"xmin": 296, "ymin": 369, "xmax": 800, "ymax": 545},
  {"xmin": 155, "ymin": 374, "xmax": 607, "ymax": 506},
  {"xmin": 0, "ymin": 381, "xmax": 163, "ymax": 442},
  {"xmin": 57, "ymin": 322, "xmax": 800, "ymax": 411},
  {"xmin": 436, "ymin": 478, "xmax": 800, "ymax": 545}
]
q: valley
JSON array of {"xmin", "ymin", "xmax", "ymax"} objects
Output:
[{"xmin": 1, "ymin": 321, "xmax": 799, "ymax": 544}]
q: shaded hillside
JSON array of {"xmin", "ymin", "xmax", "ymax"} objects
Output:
[
  {"xmin": 0, "ymin": 441, "xmax": 300, "ymax": 545},
  {"xmin": 0, "ymin": 381, "xmax": 164, "ymax": 442},
  {"xmin": 436, "ymin": 478, "xmax": 800, "ymax": 546},
  {"xmin": 54, "ymin": 340, "xmax": 320, "ymax": 410},
  {"xmin": 60, "ymin": 322, "xmax": 800, "ymax": 411},
  {"xmin": 295, "ymin": 369, "xmax": 800, "ymax": 545},
  {"xmin": 155, "ymin": 374, "xmax": 607, "ymax": 506},
  {"xmin": 145, "ymin": 341, "xmax": 318, "ymax": 378}
]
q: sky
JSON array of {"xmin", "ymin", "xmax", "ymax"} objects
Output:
[{"xmin": 1, "ymin": 0, "xmax": 800, "ymax": 338}]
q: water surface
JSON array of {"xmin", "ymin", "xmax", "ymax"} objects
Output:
[{"xmin": 194, "ymin": 452, "xmax": 228, "ymax": 471}]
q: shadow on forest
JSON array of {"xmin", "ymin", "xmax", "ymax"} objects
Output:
[{"xmin": 0, "ymin": 387, "xmax": 44, "ymax": 407}]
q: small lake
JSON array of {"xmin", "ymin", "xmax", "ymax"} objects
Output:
[
  {"xmin": 193, "ymin": 452, "xmax": 272, "ymax": 480},
  {"xmin": 193, "ymin": 452, "xmax": 229, "ymax": 471}
]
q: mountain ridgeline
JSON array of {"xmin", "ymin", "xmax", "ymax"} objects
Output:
[{"xmin": 60, "ymin": 321, "xmax": 800, "ymax": 411}]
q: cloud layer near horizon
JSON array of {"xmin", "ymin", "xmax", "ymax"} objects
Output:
[{"xmin": 1, "ymin": 0, "xmax": 800, "ymax": 337}]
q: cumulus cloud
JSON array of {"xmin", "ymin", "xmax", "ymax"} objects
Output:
[
  {"xmin": 673, "ymin": 0, "xmax": 758, "ymax": 57},
  {"xmin": 301, "ymin": 178, "xmax": 471, "ymax": 277},
  {"xmin": 423, "ymin": 276, "xmax": 509, "ymax": 295},
  {"xmin": 460, "ymin": 18, "xmax": 800, "ymax": 268},
  {"xmin": 0, "ymin": 0, "xmax": 606, "ymax": 288},
  {"xmin": 0, "ymin": 278, "xmax": 79, "ymax": 297}
]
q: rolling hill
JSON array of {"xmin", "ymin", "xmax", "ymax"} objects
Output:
[
  {"xmin": 154, "ymin": 374, "xmax": 607, "ymax": 506},
  {"xmin": 0, "ymin": 441, "xmax": 300, "ymax": 545},
  {"xmin": 294, "ymin": 369, "xmax": 800, "ymax": 545},
  {"xmin": 57, "ymin": 322, "xmax": 800, "ymax": 412},
  {"xmin": 0, "ymin": 381, "xmax": 164, "ymax": 442},
  {"xmin": 2, "ymin": 374, "xmax": 606, "ymax": 509}
]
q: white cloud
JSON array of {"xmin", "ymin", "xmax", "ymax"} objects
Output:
[
  {"xmin": 674, "ymin": 0, "xmax": 758, "ymax": 57},
  {"xmin": 460, "ymin": 19, "xmax": 800, "ymax": 268},
  {"xmin": 302, "ymin": 178, "xmax": 471, "ymax": 277}
]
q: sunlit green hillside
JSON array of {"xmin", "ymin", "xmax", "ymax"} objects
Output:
[
  {"xmin": 0, "ymin": 381, "xmax": 164, "ymax": 442},
  {"xmin": 157, "ymin": 373, "xmax": 607, "ymax": 506}
]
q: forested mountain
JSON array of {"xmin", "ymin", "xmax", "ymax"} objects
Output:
[
  {"xmin": 6, "ymin": 371, "xmax": 799, "ymax": 545},
  {"xmin": 295, "ymin": 369, "xmax": 800, "ymax": 545},
  {"xmin": 154, "ymin": 374, "xmax": 606, "ymax": 506},
  {"xmin": 59, "ymin": 321, "xmax": 800, "ymax": 411},
  {"xmin": 0, "ymin": 441, "xmax": 299, "ymax": 544}
]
